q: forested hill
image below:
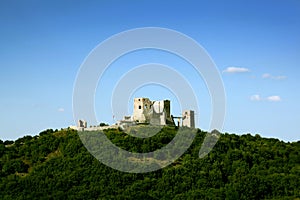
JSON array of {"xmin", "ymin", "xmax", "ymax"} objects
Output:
[{"xmin": 0, "ymin": 127, "xmax": 299, "ymax": 199}]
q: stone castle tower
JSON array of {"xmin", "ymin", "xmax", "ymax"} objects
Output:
[
  {"xmin": 132, "ymin": 97, "xmax": 174, "ymax": 125},
  {"xmin": 182, "ymin": 110, "xmax": 195, "ymax": 128}
]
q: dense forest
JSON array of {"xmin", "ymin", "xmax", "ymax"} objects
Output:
[{"xmin": 0, "ymin": 127, "xmax": 299, "ymax": 199}]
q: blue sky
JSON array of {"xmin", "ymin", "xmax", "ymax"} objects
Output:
[{"xmin": 0, "ymin": 0, "xmax": 299, "ymax": 141}]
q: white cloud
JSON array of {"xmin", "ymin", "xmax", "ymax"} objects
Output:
[
  {"xmin": 267, "ymin": 96, "xmax": 281, "ymax": 102},
  {"xmin": 58, "ymin": 108, "xmax": 65, "ymax": 112},
  {"xmin": 262, "ymin": 73, "xmax": 272, "ymax": 79},
  {"xmin": 262, "ymin": 73, "xmax": 287, "ymax": 80},
  {"xmin": 274, "ymin": 75, "xmax": 287, "ymax": 80},
  {"xmin": 250, "ymin": 94, "xmax": 261, "ymax": 101},
  {"xmin": 250, "ymin": 94, "xmax": 282, "ymax": 102},
  {"xmin": 223, "ymin": 67, "xmax": 250, "ymax": 73}
]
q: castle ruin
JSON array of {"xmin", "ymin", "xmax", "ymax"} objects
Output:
[
  {"xmin": 132, "ymin": 98, "xmax": 174, "ymax": 126},
  {"xmin": 75, "ymin": 97, "xmax": 195, "ymax": 131}
]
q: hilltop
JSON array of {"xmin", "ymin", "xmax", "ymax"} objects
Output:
[{"xmin": 0, "ymin": 127, "xmax": 299, "ymax": 199}]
